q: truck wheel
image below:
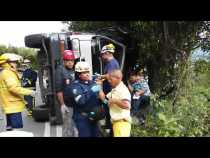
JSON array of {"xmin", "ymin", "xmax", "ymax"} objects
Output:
[
  {"xmin": 25, "ymin": 34, "xmax": 46, "ymax": 48},
  {"xmin": 32, "ymin": 105, "xmax": 49, "ymax": 122}
]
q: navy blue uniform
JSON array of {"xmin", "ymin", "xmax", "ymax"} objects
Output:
[
  {"xmin": 21, "ymin": 68, "xmax": 37, "ymax": 111},
  {"xmin": 64, "ymin": 80, "xmax": 101, "ymax": 137},
  {"xmin": 55, "ymin": 65, "xmax": 75, "ymax": 93},
  {"xmin": 55, "ymin": 65, "xmax": 75, "ymax": 107},
  {"xmin": 21, "ymin": 68, "xmax": 37, "ymax": 88}
]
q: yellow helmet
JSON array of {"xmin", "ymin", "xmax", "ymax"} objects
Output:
[
  {"xmin": 0, "ymin": 55, "xmax": 8, "ymax": 65},
  {"xmin": 75, "ymin": 61, "xmax": 90, "ymax": 72},
  {"xmin": 0, "ymin": 53, "xmax": 23, "ymax": 65},
  {"xmin": 101, "ymin": 43, "xmax": 115, "ymax": 54}
]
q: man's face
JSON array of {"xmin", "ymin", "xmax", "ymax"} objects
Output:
[
  {"xmin": 79, "ymin": 71, "xmax": 90, "ymax": 81},
  {"xmin": 64, "ymin": 60, "xmax": 75, "ymax": 69},
  {"xmin": 129, "ymin": 75, "xmax": 136, "ymax": 84},
  {"xmin": 108, "ymin": 74, "xmax": 121, "ymax": 88},
  {"xmin": 101, "ymin": 52, "xmax": 109, "ymax": 61},
  {"xmin": 136, "ymin": 75, "xmax": 144, "ymax": 81}
]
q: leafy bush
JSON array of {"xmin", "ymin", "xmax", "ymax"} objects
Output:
[
  {"xmin": 131, "ymin": 58, "xmax": 210, "ymax": 137},
  {"xmin": 132, "ymin": 95, "xmax": 181, "ymax": 137},
  {"xmin": 131, "ymin": 91, "xmax": 210, "ymax": 137}
]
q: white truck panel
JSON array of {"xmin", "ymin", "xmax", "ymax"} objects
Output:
[{"xmin": 79, "ymin": 40, "xmax": 93, "ymax": 77}]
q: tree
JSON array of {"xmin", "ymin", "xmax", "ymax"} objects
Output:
[{"xmin": 62, "ymin": 21, "xmax": 210, "ymax": 99}]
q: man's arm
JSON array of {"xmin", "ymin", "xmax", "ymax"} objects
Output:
[
  {"xmin": 98, "ymin": 74, "xmax": 108, "ymax": 80},
  {"xmin": 108, "ymin": 98, "xmax": 130, "ymax": 109},
  {"xmin": 55, "ymin": 66, "xmax": 65, "ymax": 106},
  {"xmin": 69, "ymin": 85, "xmax": 94, "ymax": 107},
  {"xmin": 56, "ymin": 91, "xmax": 65, "ymax": 106},
  {"xmin": 55, "ymin": 66, "xmax": 63, "ymax": 93},
  {"xmin": 4, "ymin": 71, "xmax": 33, "ymax": 96},
  {"xmin": 98, "ymin": 90, "xmax": 105, "ymax": 101}
]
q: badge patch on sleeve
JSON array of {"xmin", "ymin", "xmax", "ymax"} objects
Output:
[
  {"xmin": 73, "ymin": 89, "xmax": 77, "ymax": 95},
  {"xmin": 65, "ymin": 79, "xmax": 70, "ymax": 85}
]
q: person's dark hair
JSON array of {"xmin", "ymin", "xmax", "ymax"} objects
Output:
[
  {"xmin": 129, "ymin": 71, "xmax": 137, "ymax": 77},
  {"xmin": 136, "ymin": 71, "xmax": 144, "ymax": 76}
]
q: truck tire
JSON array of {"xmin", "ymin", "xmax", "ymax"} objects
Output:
[
  {"xmin": 25, "ymin": 34, "xmax": 46, "ymax": 48},
  {"xmin": 32, "ymin": 105, "xmax": 49, "ymax": 122}
]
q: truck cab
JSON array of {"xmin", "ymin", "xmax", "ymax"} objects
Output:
[{"xmin": 25, "ymin": 32, "xmax": 136, "ymax": 125}]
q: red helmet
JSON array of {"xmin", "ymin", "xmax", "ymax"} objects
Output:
[{"xmin": 63, "ymin": 50, "xmax": 75, "ymax": 60}]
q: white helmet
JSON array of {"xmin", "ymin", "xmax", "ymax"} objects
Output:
[
  {"xmin": 0, "ymin": 53, "xmax": 23, "ymax": 65},
  {"xmin": 75, "ymin": 61, "xmax": 90, "ymax": 72},
  {"xmin": 101, "ymin": 43, "xmax": 115, "ymax": 54},
  {"xmin": 23, "ymin": 59, "xmax": 31, "ymax": 63}
]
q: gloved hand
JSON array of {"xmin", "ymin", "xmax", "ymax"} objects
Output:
[
  {"xmin": 88, "ymin": 112, "xmax": 96, "ymax": 121},
  {"xmin": 102, "ymin": 98, "xmax": 109, "ymax": 105},
  {"xmin": 61, "ymin": 104, "xmax": 70, "ymax": 114},
  {"xmin": 90, "ymin": 85, "xmax": 101, "ymax": 93},
  {"xmin": 30, "ymin": 90, "xmax": 37, "ymax": 97}
]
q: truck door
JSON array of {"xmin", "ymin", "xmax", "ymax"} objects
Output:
[
  {"xmin": 91, "ymin": 36, "xmax": 126, "ymax": 74},
  {"xmin": 91, "ymin": 37, "xmax": 103, "ymax": 75}
]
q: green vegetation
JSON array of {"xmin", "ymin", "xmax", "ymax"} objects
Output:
[
  {"xmin": 132, "ymin": 58, "xmax": 210, "ymax": 137},
  {"xmin": 64, "ymin": 21, "xmax": 210, "ymax": 136},
  {"xmin": 64, "ymin": 21, "xmax": 210, "ymax": 95}
]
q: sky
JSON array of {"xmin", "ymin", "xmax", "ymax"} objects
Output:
[
  {"xmin": 0, "ymin": 21, "xmax": 67, "ymax": 47},
  {"xmin": 192, "ymin": 48, "xmax": 209, "ymax": 61}
]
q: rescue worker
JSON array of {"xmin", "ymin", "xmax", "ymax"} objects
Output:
[
  {"xmin": 99, "ymin": 43, "xmax": 120, "ymax": 135},
  {"xmin": 100, "ymin": 43, "xmax": 120, "ymax": 94},
  {"xmin": 55, "ymin": 50, "xmax": 78, "ymax": 137},
  {"xmin": 64, "ymin": 61, "xmax": 105, "ymax": 137},
  {"xmin": 21, "ymin": 59, "xmax": 37, "ymax": 116},
  {"xmin": 0, "ymin": 53, "xmax": 36, "ymax": 131},
  {"xmin": 101, "ymin": 69, "xmax": 132, "ymax": 137}
]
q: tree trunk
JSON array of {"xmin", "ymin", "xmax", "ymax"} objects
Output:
[{"xmin": 147, "ymin": 57, "xmax": 161, "ymax": 94}]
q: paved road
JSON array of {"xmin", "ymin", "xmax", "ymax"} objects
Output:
[
  {"xmin": 0, "ymin": 110, "xmax": 63, "ymax": 137},
  {"xmin": 0, "ymin": 78, "xmax": 63, "ymax": 137}
]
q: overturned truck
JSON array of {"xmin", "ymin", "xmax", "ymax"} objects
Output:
[{"xmin": 24, "ymin": 31, "xmax": 138, "ymax": 125}]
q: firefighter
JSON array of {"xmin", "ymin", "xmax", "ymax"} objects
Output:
[
  {"xmin": 0, "ymin": 53, "xmax": 36, "ymax": 131},
  {"xmin": 100, "ymin": 43, "xmax": 120, "ymax": 94},
  {"xmin": 99, "ymin": 43, "xmax": 120, "ymax": 135},
  {"xmin": 64, "ymin": 61, "xmax": 105, "ymax": 137},
  {"xmin": 55, "ymin": 50, "xmax": 78, "ymax": 137},
  {"xmin": 21, "ymin": 59, "xmax": 37, "ymax": 116}
]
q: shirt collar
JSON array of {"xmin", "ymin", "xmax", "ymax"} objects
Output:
[{"xmin": 112, "ymin": 81, "xmax": 123, "ymax": 91}]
